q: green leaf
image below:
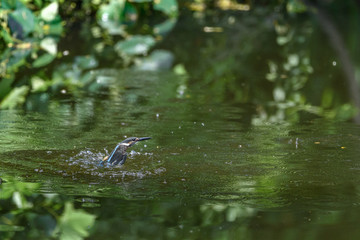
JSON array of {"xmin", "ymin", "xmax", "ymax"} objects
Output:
[
  {"xmin": 33, "ymin": 53, "xmax": 56, "ymax": 68},
  {"xmin": 6, "ymin": 48, "xmax": 31, "ymax": 72},
  {"xmin": 1, "ymin": 29, "xmax": 14, "ymax": 44},
  {"xmin": 154, "ymin": 18, "xmax": 177, "ymax": 36},
  {"xmin": 135, "ymin": 49, "xmax": 174, "ymax": 71},
  {"xmin": 40, "ymin": 37, "xmax": 57, "ymax": 55},
  {"xmin": 74, "ymin": 55, "xmax": 98, "ymax": 70},
  {"xmin": 1, "ymin": 0, "xmax": 18, "ymax": 9},
  {"xmin": 115, "ymin": 35, "xmax": 156, "ymax": 56},
  {"xmin": 154, "ymin": 0, "xmax": 178, "ymax": 17},
  {"xmin": 9, "ymin": 7, "xmax": 36, "ymax": 37},
  {"xmin": 0, "ymin": 77, "xmax": 14, "ymax": 98},
  {"xmin": 287, "ymin": 0, "xmax": 307, "ymax": 13},
  {"xmin": 46, "ymin": 18, "xmax": 63, "ymax": 36},
  {"xmin": 97, "ymin": 0, "xmax": 126, "ymax": 35},
  {"xmin": 173, "ymin": 64, "xmax": 187, "ymax": 76},
  {"xmin": 54, "ymin": 202, "xmax": 96, "ymax": 240},
  {"xmin": 130, "ymin": 0, "xmax": 152, "ymax": 2},
  {"xmin": 0, "ymin": 86, "xmax": 29, "ymax": 109},
  {"xmin": 40, "ymin": 1, "xmax": 59, "ymax": 22},
  {"xmin": 31, "ymin": 76, "xmax": 49, "ymax": 92}
]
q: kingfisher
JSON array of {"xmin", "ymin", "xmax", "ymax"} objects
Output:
[{"xmin": 99, "ymin": 137, "xmax": 151, "ymax": 166}]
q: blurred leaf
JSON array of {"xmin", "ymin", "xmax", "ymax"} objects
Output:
[
  {"xmin": 54, "ymin": 202, "xmax": 96, "ymax": 240},
  {"xmin": 0, "ymin": 178, "xmax": 40, "ymax": 199},
  {"xmin": 334, "ymin": 104, "xmax": 358, "ymax": 121},
  {"xmin": 321, "ymin": 88, "xmax": 333, "ymax": 109},
  {"xmin": 134, "ymin": 49, "xmax": 174, "ymax": 71},
  {"xmin": 74, "ymin": 55, "xmax": 98, "ymax": 70},
  {"xmin": 97, "ymin": 0, "xmax": 126, "ymax": 35},
  {"xmin": 273, "ymin": 86, "xmax": 286, "ymax": 102},
  {"xmin": 0, "ymin": 85, "xmax": 29, "ymax": 109},
  {"xmin": 13, "ymin": 191, "xmax": 33, "ymax": 209},
  {"xmin": 173, "ymin": 64, "xmax": 187, "ymax": 76},
  {"xmin": 287, "ymin": 0, "xmax": 307, "ymax": 13},
  {"xmin": 9, "ymin": 7, "xmax": 36, "ymax": 37},
  {"xmin": 31, "ymin": 76, "xmax": 49, "ymax": 92},
  {"xmin": 154, "ymin": 18, "xmax": 177, "ymax": 36},
  {"xmin": 40, "ymin": 1, "xmax": 59, "ymax": 22},
  {"xmin": 288, "ymin": 54, "xmax": 299, "ymax": 67},
  {"xmin": 115, "ymin": 35, "xmax": 156, "ymax": 56},
  {"xmin": 0, "ymin": 77, "xmax": 14, "ymax": 98},
  {"xmin": 46, "ymin": 19, "xmax": 63, "ymax": 36},
  {"xmin": 33, "ymin": 53, "xmax": 56, "ymax": 68},
  {"xmin": 1, "ymin": 28, "xmax": 14, "ymax": 44},
  {"xmin": 122, "ymin": 2, "xmax": 138, "ymax": 25},
  {"xmin": 40, "ymin": 37, "xmax": 57, "ymax": 55},
  {"xmin": 154, "ymin": 0, "xmax": 178, "ymax": 17},
  {"xmin": 1, "ymin": 0, "xmax": 17, "ymax": 9}
]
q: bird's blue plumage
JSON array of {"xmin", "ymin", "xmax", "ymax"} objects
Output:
[{"xmin": 98, "ymin": 137, "xmax": 151, "ymax": 166}]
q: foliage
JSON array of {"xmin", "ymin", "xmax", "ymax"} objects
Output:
[
  {"xmin": 0, "ymin": 0, "xmax": 359, "ymax": 124},
  {"xmin": 173, "ymin": 0, "xmax": 360, "ymax": 123},
  {"xmin": 0, "ymin": 177, "xmax": 96, "ymax": 240},
  {"xmin": 0, "ymin": 0, "xmax": 178, "ymax": 109}
]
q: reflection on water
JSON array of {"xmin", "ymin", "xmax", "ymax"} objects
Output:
[{"xmin": 1, "ymin": 71, "xmax": 360, "ymax": 239}]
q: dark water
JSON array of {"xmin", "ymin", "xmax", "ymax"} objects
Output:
[{"xmin": 1, "ymin": 71, "xmax": 360, "ymax": 239}]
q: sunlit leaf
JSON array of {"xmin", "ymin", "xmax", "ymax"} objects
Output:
[
  {"xmin": 40, "ymin": 37, "xmax": 57, "ymax": 55},
  {"xmin": 173, "ymin": 64, "xmax": 187, "ymax": 76},
  {"xmin": 134, "ymin": 49, "xmax": 174, "ymax": 71},
  {"xmin": 40, "ymin": 2, "xmax": 59, "ymax": 22},
  {"xmin": 97, "ymin": 0, "xmax": 126, "ymax": 35},
  {"xmin": 54, "ymin": 202, "xmax": 96, "ymax": 240},
  {"xmin": 287, "ymin": 0, "xmax": 307, "ymax": 13},
  {"xmin": 154, "ymin": 0, "xmax": 178, "ymax": 17},
  {"xmin": 273, "ymin": 86, "xmax": 286, "ymax": 102},
  {"xmin": 33, "ymin": 53, "xmax": 56, "ymax": 68},
  {"xmin": 0, "ymin": 86, "xmax": 29, "ymax": 109},
  {"xmin": 31, "ymin": 76, "xmax": 49, "ymax": 92},
  {"xmin": 115, "ymin": 35, "xmax": 156, "ymax": 56},
  {"xmin": 288, "ymin": 54, "xmax": 299, "ymax": 66}
]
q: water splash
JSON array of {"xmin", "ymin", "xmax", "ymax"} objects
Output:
[{"xmin": 66, "ymin": 149, "xmax": 165, "ymax": 181}]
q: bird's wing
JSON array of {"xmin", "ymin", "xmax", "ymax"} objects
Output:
[
  {"xmin": 107, "ymin": 144, "xmax": 124, "ymax": 165},
  {"xmin": 113, "ymin": 152, "xmax": 127, "ymax": 165}
]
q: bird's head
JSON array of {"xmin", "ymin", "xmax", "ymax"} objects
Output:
[{"xmin": 121, "ymin": 137, "xmax": 151, "ymax": 147}]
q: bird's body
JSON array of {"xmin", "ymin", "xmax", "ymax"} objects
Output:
[{"xmin": 99, "ymin": 137, "xmax": 151, "ymax": 166}]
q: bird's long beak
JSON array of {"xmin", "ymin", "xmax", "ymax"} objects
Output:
[{"xmin": 138, "ymin": 137, "xmax": 151, "ymax": 141}]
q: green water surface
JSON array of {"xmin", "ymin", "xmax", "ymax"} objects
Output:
[{"xmin": 1, "ymin": 71, "xmax": 360, "ymax": 240}]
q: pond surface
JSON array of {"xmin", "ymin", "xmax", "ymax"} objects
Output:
[{"xmin": 1, "ymin": 70, "xmax": 360, "ymax": 239}]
